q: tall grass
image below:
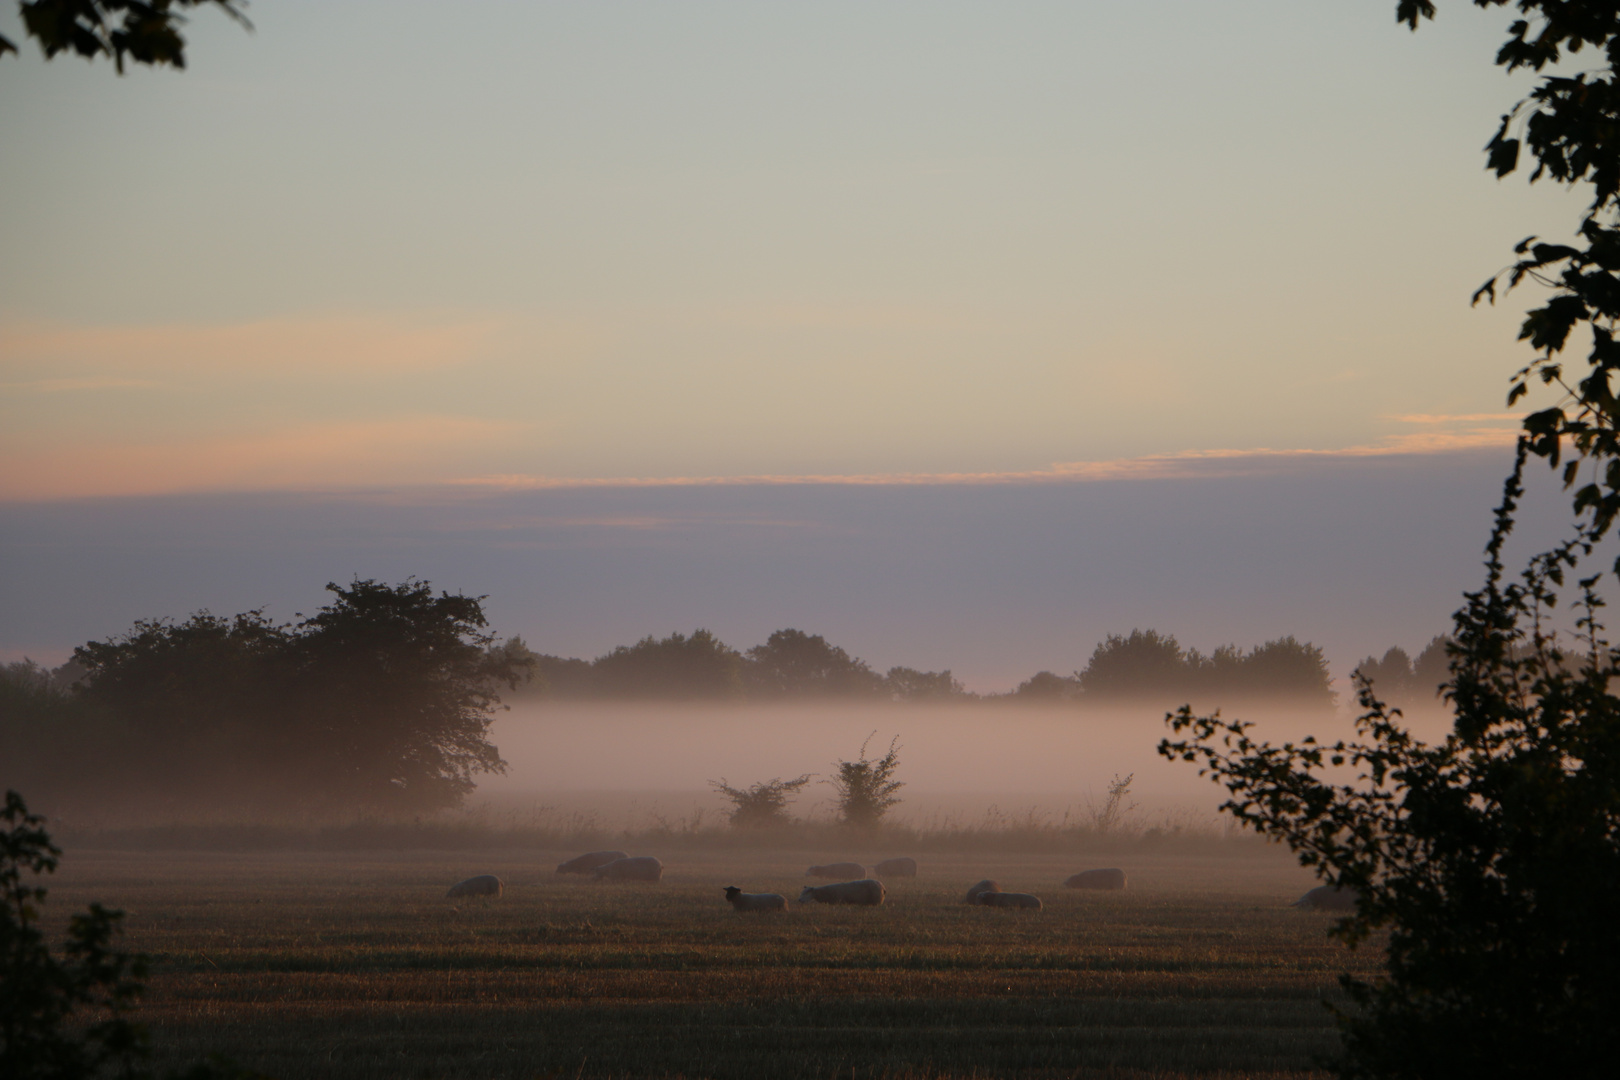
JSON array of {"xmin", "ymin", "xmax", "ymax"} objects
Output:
[{"xmin": 62, "ymin": 797, "xmax": 1244, "ymax": 854}]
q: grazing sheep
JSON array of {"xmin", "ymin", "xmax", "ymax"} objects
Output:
[
  {"xmin": 723, "ymin": 886, "xmax": 788, "ymax": 912},
  {"xmin": 1064, "ymin": 868, "xmax": 1127, "ymax": 891},
  {"xmin": 556, "ymin": 850, "xmax": 628, "ymax": 875},
  {"xmin": 445, "ymin": 874, "xmax": 503, "ymax": 899},
  {"xmin": 807, "ymin": 862, "xmax": 866, "ymax": 879},
  {"xmin": 798, "ymin": 879, "xmax": 885, "ymax": 906},
  {"xmin": 1294, "ymin": 884, "xmax": 1358, "ymax": 911},
  {"xmin": 964, "ymin": 879, "xmax": 1001, "ymax": 904},
  {"xmin": 975, "ymin": 891, "xmax": 1042, "ymax": 910},
  {"xmin": 593, "ymin": 856, "xmax": 663, "ymax": 882},
  {"xmin": 873, "ymin": 856, "xmax": 917, "ymax": 878}
]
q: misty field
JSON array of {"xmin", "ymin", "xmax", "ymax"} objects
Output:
[{"xmin": 40, "ymin": 844, "xmax": 1378, "ymax": 1080}]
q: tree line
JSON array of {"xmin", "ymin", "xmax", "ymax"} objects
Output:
[
  {"xmin": 0, "ymin": 579, "xmax": 1444, "ymax": 820},
  {"xmin": 504, "ymin": 625, "xmax": 1388, "ymax": 709}
]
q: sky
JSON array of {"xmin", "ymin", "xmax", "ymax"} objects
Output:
[{"xmin": 0, "ymin": 2, "xmax": 1591, "ymax": 689}]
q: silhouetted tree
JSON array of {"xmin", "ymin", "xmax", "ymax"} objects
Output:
[
  {"xmin": 1161, "ymin": 452, "xmax": 1620, "ymax": 1077},
  {"xmin": 0, "ymin": 0, "xmax": 249, "ymax": 72},
  {"xmin": 829, "ymin": 734, "xmax": 903, "ymax": 829},
  {"xmin": 885, "ymin": 666, "xmax": 971, "ymax": 702},
  {"xmin": 708, "ymin": 775, "xmax": 813, "ymax": 829},
  {"xmin": 45, "ymin": 579, "xmax": 525, "ymax": 814},
  {"xmin": 743, "ymin": 630, "xmax": 886, "ymax": 700},
  {"xmin": 1008, "ymin": 670, "xmax": 1080, "ymax": 702},
  {"xmin": 1355, "ymin": 646, "xmax": 1416, "ymax": 698},
  {"xmin": 289, "ymin": 579, "xmax": 522, "ymax": 809},
  {"xmin": 1229, "ymin": 636, "xmax": 1334, "ymax": 704},
  {"xmin": 1076, "ymin": 629, "xmax": 1186, "ymax": 699},
  {"xmin": 1077, "ymin": 630, "xmax": 1334, "ymax": 707},
  {"xmin": 591, "ymin": 629, "xmax": 744, "ymax": 701},
  {"xmin": 1155, "ymin": 8, "xmax": 1620, "ymax": 1074},
  {"xmin": 1355, "ymin": 636, "xmax": 1455, "ymax": 711},
  {"xmin": 1410, "ymin": 634, "xmax": 1450, "ymax": 695}
]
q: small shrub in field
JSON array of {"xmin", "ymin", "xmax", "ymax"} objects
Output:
[
  {"xmin": 829, "ymin": 734, "xmax": 904, "ymax": 829},
  {"xmin": 1087, "ymin": 773, "xmax": 1138, "ymax": 835},
  {"xmin": 709, "ymin": 775, "xmax": 813, "ymax": 829}
]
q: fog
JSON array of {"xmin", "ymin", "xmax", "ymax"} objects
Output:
[{"xmin": 479, "ymin": 701, "xmax": 1458, "ymax": 828}]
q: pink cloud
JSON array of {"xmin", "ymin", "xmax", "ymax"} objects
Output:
[{"xmin": 0, "ymin": 415, "xmax": 525, "ymax": 501}]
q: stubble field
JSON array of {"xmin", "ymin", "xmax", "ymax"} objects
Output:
[{"xmin": 42, "ymin": 845, "xmax": 1377, "ymax": 1080}]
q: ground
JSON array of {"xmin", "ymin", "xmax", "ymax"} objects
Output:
[{"xmin": 41, "ymin": 844, "xmax": 1374, "ymax": 1079}]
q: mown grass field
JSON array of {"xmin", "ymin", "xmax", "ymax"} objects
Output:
[{"xmin": 43, "ymin": 845, "xmax": 1378, "ymax": 1079}]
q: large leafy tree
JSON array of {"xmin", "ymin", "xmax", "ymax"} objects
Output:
[
  {"xmin": 291, "ymin": 579, "xmax": 520, "ymax": 809},
  {"xmin": 743, "ymin": 629, "xmax": 887, "ymax": 700},
  {"xmin": 61, "ymin": 579, "xmax": 526, "ymax": 813},
  {"xmin": 590, "ymin": 629, "xmax": 745, "ymax": 701},
  {"xmin": 1159, "ymin": 4, "xmax": 1620, "ymax": 1076}
]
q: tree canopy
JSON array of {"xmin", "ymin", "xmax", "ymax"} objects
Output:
[
  {"xmin": 590, "ymin": 629, "xmax": 745, "ymax": 701},
  {"xmin": 743, "ymin": 629, "xmax": 887, "ymax": 700},
  {"xmin": 1, "ymin": 580, "xmax": 527, "ymax": 817},
  {"xmin": 1075, "ymin": 630, "xmax": 1335, "ymax": 708}
]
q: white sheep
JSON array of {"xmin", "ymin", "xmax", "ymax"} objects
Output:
[
  {"xmin": 445, "ymin": 874, "xmax": 503, "ymax": 899},
  {"xmin": 723, "ymin": 886, "xmax": 787, "ymax": 912},
  {"xmin": 798, "ymin": 879, "xmax": 885, "ymax": 906},
  {"xmin": 593, "ymin": 856, "xmax": 664, "ymax": 882}
]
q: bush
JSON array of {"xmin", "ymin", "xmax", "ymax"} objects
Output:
[
  {"xmin": 0, "ymin": 790, "xmax": 263, "ymax": 1079},
  {"xmin": 708, "ymin": 775, "xmax": 814, "ymax": 829},
  {"xmin": 829, "ymin": 734, "xmax": 904, "ymax": 829}
]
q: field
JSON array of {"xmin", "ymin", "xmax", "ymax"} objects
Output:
[{"xmin": 42, "ymin": 844, "xmax": 1378, "ymax": 1080}]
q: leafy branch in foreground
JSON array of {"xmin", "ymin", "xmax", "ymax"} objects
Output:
[
  {"xmin": 1403, "ymin": 3, "xmax": 1620, "ymax": 550},
  {"xmin": 0, "ymin": 1, "xmax": 250, "ymax": 72},
  {"xmin": 1159, "ymin": 444, "xmax": 1620, "ymax": 1078},
  {"xmin": 2, "ymin": 789, "xmax": 267, "ymax": 1079}
]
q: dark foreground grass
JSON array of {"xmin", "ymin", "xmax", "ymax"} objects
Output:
[{"xmin": 41, "ymin": 848, "xmax": 1374, "ymax": 1079}]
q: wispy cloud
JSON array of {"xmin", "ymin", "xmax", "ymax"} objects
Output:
[
  {"xmin": 1387, "ymin": 412, "xmax": 1525, "ymax": 424},
  {"xmin": 0, "ymin": 415, "xmax": 525, "ymax": 501},
  {"xmin": 0, "ymin": 377, "xmax": 158, "ymax": 393},
  {"xmin": 0, "ymin": 314, "xmax": 523, "ymax": 376},
  {"xmin": 448, "ymin": 426, "xmax": 1522, "ymax": 493}
]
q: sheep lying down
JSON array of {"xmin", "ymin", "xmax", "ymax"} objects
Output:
[
  {"xmin": 1064, "ymin": 868, "xmax": 1127, "ymax": 890},
  {"xmin": 723, "ymin": 886, "xmax": 787, "ymax": 912},
  {"xmin": 446, "ymin": 874, "xmax": 503, "ymax": 899},
  {"xmin": 593, "ymin": 856, "xmax": 664, "ymax": 882},
  {"xmin": 556, "ymin": 850, "xmax": 628, "ymax": 875},
  {"xmin": 974, "ymin": 890, "xmax": 1042, "ymax": 910},
  {"xmin": 1294, "ymin": 884, "xmax": 1357, "ymax": 911},
  {"xmin": 963, "ymin": 879, "xmax": 1000, "ymax": 904},
  {"xmin": 798, "ymin": 879, "xmax": 885, "ymax": 906}
]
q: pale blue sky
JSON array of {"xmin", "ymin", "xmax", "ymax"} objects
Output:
[
  {"xmin": 0, "ymin": 2, "xmax": 1571, "ymax": 493},
  {"xmin": 0, "ymin": 2, "xmax": 1585, "ymax": 683}
]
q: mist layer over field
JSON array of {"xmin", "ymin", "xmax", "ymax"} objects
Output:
[{"xmin": 481, "ymin": 701, "xmax": 1457, "ymax": 828}]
